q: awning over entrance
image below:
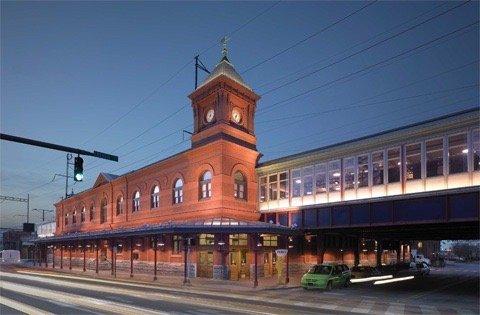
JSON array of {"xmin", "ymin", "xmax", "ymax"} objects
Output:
[{"xmin": 34, "ymin": 217, "xmax": 299, "ymax": 243}]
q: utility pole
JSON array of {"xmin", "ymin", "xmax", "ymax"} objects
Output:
[
  {"xmin": 32, "ymin": 208, "xmax": 55, "ymax": 222},
  {"xmin": 194, "ymin": 55, "xmax": 210, "ymax": 89}
]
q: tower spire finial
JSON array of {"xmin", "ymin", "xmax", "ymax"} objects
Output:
[{"xmin": 221, "ymin": 36, "xmax": 229, "ymax": 59}]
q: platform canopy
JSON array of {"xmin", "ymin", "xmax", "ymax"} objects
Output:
[{"xmin": 34, "ymin": 217, "xmax": 299, "ymax": 243}]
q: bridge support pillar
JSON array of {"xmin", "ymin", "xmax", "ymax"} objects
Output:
[
  {"xmin": 396, "ymin": 241, "xmax": 401, "ymax": 263},
  {"xmin": 354, "ymin": 238, "xmax": 360, "ymax": 267},
  {"xmin": 376, "ymin": 240, "xmax": 383, "ymax": 267},
  {"xmin": 316, "ymin": 234, "xmax": 325, "ymax": 264}
]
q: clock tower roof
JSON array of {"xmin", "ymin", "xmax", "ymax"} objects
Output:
[{"xmin": 197, "ymin": 57, "xmax": 251, "ymax": 91}]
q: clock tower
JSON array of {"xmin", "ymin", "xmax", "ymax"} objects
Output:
[{"xmin": 188, "ymin": 42, "xmax": 260, "ymax": 150}]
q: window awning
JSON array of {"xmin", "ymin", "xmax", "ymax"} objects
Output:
[{"xmin": 34, "ymin": 218, "xmax": 299, "ymax": 243}]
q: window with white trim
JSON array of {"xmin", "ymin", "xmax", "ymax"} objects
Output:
[
  {"xmin": 448, "ymin": 133, "xmax": 468, "ymax": 174},
  {"xmin": 302, "ymin": 167, "xmax": 314, "ymax": 196},
  {"xmin": 343, "ymin": 157, "xmax": 355, "ymax": 191},
  {"xmin": 151, "ymin": 186, "xmax": 160, "ymax": 208},
  {"xmin": 357, "ymin": 155, "xmax": 369, "ymax": 188},
  {"xmin": 406, "ymin": 143, "xmax": 422, "ymax": 180},
  {"xmin": 173, "ymin": 179, "xmax": 183, "ymax": 204},
  {"xmin": 291, "ymin": 169, "xmax": 302, "ymax": 197},
  {"xmin": 200, "ymin": 172, "xmax": 212, "ymax": 199},
  {"xmin": 387, "ymin": 148, "xmax": 401, "ymax": 183},
  {"xmin": 426, "ymin": 138, "xmax": 444, "ymax": 177},
  {"xmin": 372, "ymin": 151, "xmax": 384, "ymax": 185},
  {"xmin": 132, "ymin": 191, "xmax": 140, "ymax": 212},
  {"xmin": 328, "ymin": 160, "xmax": 341, "ymax": 192},
  {"xmin": 315, "ymin": 164, "xmax": 327, "ymax": 195}
]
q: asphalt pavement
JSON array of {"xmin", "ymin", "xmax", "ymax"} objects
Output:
[{"xmin": 0, "ymin": 262, "xmax": 478, "ymax": 314}]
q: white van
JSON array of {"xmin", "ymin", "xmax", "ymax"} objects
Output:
[{"xmin": 1, "ymin": 249, "xmax": 21, "ymax": 264}]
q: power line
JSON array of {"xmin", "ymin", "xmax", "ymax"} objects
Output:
[
  {"xmin": 257, "ymin": 83, "xmax": 479, "ymax": 125},
  {"xmin": 260, "ymin": 93, "xmax": 477, "ymax": 153},
  {"xmin": 256, "ymin": 20, "xmax": 479, "ymax": 116},
  {"xmin": 255, "ymin": 2, "xmax": 449, "ymax": 90},
  {"xmin": 241, "ymin": 0, "xmax": 378, "ymax": 74},
  {"xmin": 260, "ymin": 1, "xmax": 472, "ymax": 96}
]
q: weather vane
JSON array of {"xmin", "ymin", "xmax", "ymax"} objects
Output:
[{"xmin": 221, "ymin": 36, "xmax": 229, "ymax": 58}]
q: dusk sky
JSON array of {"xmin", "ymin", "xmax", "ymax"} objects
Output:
[{"xmin": 1, "ymin": 1, "xmax": 478, "ymax": 228}]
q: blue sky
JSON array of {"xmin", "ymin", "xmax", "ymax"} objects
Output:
[{"xmin": 1, "ymin": 1, "xmax": 478, "ymax": 228}]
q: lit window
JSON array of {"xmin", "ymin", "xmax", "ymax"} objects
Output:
[
  {"xmin": 357, "ymin": 155, "xmax": 369, "ymax": 188},
  {"xmin": 229, "ymin": 234, "xmax": 248, "ymax": 246},
  {"xmin": 343, "ymin": 157, "xmax": 355, "ymax": 190},
  {"xmin": 302, "ymin": 167, "xmax": 314, "ymax": 196},
  {"xmin": 116, "ymin": 196, "xmax": 124, "ymax": 215},
  {"xmin": 426, "ymin": 138, "xmax": 444, "ymax": 177},
  {"xmin": 81, "ymin": 206, "xmax": 86, "ymax": 222},
  {"xmin": 406, "ymin": 143, "xmax": 422, "ymax": 180},
  {"xmin": 89, "ymin": 203, "xmax": 94, "ymax": 221},
  {"xmin": 259, "ymin": 176, "xmax": 267, "ymax": 202},
  {"xmin": 387, "ymin": 148, "xmax": 401, "ymax": 183},
  {"xmin": 72, "ymin": 210, "xmax": 77, "ymax": 224},
  {"xmin": 151, "ymin": 186, "xmax": 160, "ymax": 208},
  {"xmin": 173, "ymin": 179, "xmax": 183, "ymax": 204},
  {"xmin": 328, "ymin": 160, "xmax": 341, "ymax": 192},
  {"xmin": 372, "ymin": 151, "xmax": 384, "ymax": 185},
  {"xmin": 279, "ymin": 172, "xmax": 289, "ymax": 199},
  {"xmin": 269, "ymin": 174, "xmax": 278, "ymax": 200},
  {"xmin": 65, "ymin": 213, "xmax": 69, "ymax": 226},
  {"xmin": 100, "ymin": 198, "xmax": 107, "ymax": 223},
  {"xmin": 262, "ymin": 235, "xmax": 278, "ymax": 247},
  {"xmin": 448, "ymin": 133, "xmax": 468, "ymax": 174},
  {"xmin": 234, "ymin": 172, "xmax": 247, "ymax": 200},
  {"xmin": 132, "ymin": 191, "xmax": 140, "ymax": 212},
  {"xmin": 199, "ymin": 234, "xmax": 215, "ymax": 246},
  {"xmin": 292, "ymin": 169, "xmax": 302, "ymax": 197},
  {"xmin": 473, "ymin": 129, "xmax": 480, "ymax": 171},
  {"xmin": 315, "ymin": 164, "xmax": 327, "ymax": 194},
  {"xmin": 200, "ymin": 172, "xmax": 212, "ymax": 199}
]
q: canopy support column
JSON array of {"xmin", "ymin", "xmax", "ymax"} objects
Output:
[
  {"xmin": 376, "ymin": 240, "xmax": 383, "ymax": 267},
  {"xmin": 44, "ymin": 244, "xmax": 48, "ymax": 268},
  {"xmin": 254, "ymin": 249, "xmax": 258, "ymax": 288},
  {"xmin": 286, "ymin": 244, "xmax": 289, "ymax": 284},
  {"xmin": 130, "ymin": 237, "xmax": 134, "ymax": 278},
  {"xmin": 60, "ymin": 245, "xmax": 63, "ymax": 269},
  {"xmin": 95, "ymin": 241, "xmax": 99, "ymax": 274},
  {"xmin": 52, "ymin": 246, "xmax": 55, "ymax": 269},
  {"xmin": 111, "ymin": 239, "xmax": 115, "ymax": 276},
  {"xmin": 317, "ymin": 234, "xmax": 325, "ymax": 264},
  {"xmin": 83, "ymin": 242, "xmax": 86, "ymax": 272},
  {"xmin": 69, "ymin": 244, "xmax": 72, "ymax": 270},
  {"xmin": 183, "ymin": 237, "xmax": 190, "ymax": 285},
  {"xmin": 354, "ymin": 237, "xmax": 360, "ymax": 267},
  {"xmin": 153, "ymin": 236, "xmax": 158, "ymax": 281}
]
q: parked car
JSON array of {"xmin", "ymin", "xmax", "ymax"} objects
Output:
[
  {"xmin": 410, "ymin": 262, "xmax": 430, "ymax": 276},
  {"xmin": 411, "ymin": 250, "xmax": 431, "ymax": 266},
  {"xmin": 350, "ymin": 266, "xmax": 381, "ymax": 279},
  {"xmin": 1, "ymin": 250, "xmax": 21, "ymax": 264},
  {"xmin": 301, "ymin": 263, "xmax": 351, "ymax": 290}
]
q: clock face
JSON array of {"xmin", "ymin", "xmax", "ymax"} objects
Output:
[
  {"xmin": 232, "ymin": 108, "xmax": 242, "ymax": 124},
  {"xmin": 205, "ymin": 109, "xmax": 215, "ymax": 123}
]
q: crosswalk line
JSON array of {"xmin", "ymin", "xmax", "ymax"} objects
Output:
[{"xmin": 0, "ymin": 295, "xmax": 54, "ymax": 315}]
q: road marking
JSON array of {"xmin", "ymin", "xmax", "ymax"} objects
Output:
[
  {"xmin": 1, "ymin": 273, "xmax": 278, "ymax": 315},
  {"xmin": 0, "ymin": 295, "xmax": 54, "ymax": 315},
  {"xmin": 350, "ymin": 300, "xmax": 375, "ymax": 314},
  {"xmin": 0, "ymin": 281, "xmax": 165, "ymax": 315}
]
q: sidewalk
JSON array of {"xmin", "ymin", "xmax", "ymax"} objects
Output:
[{"xmin": 22, "ymin": 264, "xmax": 301, "ymax": 294}]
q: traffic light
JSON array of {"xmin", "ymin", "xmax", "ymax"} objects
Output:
[{"xmin": 74, "ymin": 156, "xmax": 84, "ymax": 181}]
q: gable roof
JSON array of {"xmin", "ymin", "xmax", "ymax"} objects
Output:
[{"xmin": 92, "ymin": 172, "xmax": 119, "ymax": 188}]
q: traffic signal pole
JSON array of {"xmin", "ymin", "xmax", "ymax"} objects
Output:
[{"xmin": 0, "ymin": 133, "xmax": 118, "ymax": 162}]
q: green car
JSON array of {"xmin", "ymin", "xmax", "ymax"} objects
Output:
[{"xmin": 301, "ymin": 263, "xmax": 351, "ymax": 290}]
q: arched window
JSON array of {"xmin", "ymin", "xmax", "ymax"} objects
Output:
[
  {"xmin": 89, "ymin": 203, "xmax": 94, "ymax": 221},
  {"xmin": 199, "ymin": 171, "xmax": 212, "ymax": 199},
  {"xmin": 151, "ymin": 185, "xmax": 160, "ymax": 209},
  {"xmin": 116, "ymin": 196, "xmax": 124, "ymax": 215},
  {"xmin": 173, "ymin": 179, "xmax": 183, "ymax": 204},
  {"xmin": 100, "ymin": 198, "xmax": 107, "ymax": 224},
  {"xmin": 132, "ymin": 191, "xmax": 140, "ymax": 212},
  {"xmin": 72, "ymin": 209, "xmax": 77, "ymax": 224},
  {"xmin": 234, "ymin": 172, "xmax": 246, "ymax": 200},
  {"xmin": 65, "ymin": 213, "xmax": 69, "ymax": 226},
  {"xmin": 81, "ymin": 206, "xmax": 86, "ymax": 222}
]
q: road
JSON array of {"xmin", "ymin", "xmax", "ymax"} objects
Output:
[{"xmin": 0, "ymin": 262, "xmax": 478, "ymax": 314}]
